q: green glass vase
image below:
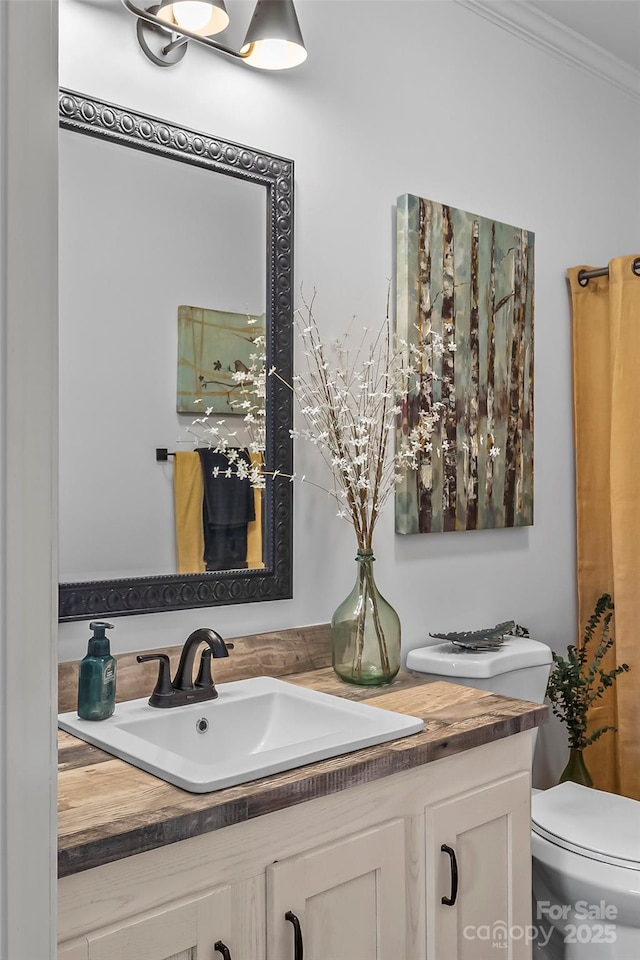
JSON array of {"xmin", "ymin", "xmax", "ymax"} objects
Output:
[
  {"xmin": 559, "ymin": 748, "xmax": 593, "ymax": 788},
  {"xmin": 331, "ymin": 549, "xmax": 401, "ymax": 686}
]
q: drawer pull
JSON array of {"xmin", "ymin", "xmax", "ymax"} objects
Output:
[
  {"xmin": 285, "ymin": 910, "xmax": 304, "ymax": 960},
  {"xmin": 441, "ymin": 843, "xmax": 459, "ymax": 906},
  {"xmin": 214, "ymin": 940, "xmax": 232, "ymax": 960}
]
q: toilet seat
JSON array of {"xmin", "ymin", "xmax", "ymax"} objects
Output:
[{"xmin": 531, "ymin": 782, "xmax": 640, "ymax": 871}]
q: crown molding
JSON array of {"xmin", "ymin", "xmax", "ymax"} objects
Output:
[{"xmin": 454, "ymin": 0, "xmax": 640, "ymax": 102}]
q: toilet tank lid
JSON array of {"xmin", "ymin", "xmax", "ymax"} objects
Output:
[
  {"xmin": 532, "ymin": 782, "xmax": 640, "ymax": 869},
  {"xmin": 406, "ymin": 636, "xmax": 552, "ymax": 678}
]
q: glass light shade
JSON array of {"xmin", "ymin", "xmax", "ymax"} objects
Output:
[
  {"xmin": 156, "ymin": 0, "xmax": 229, "ymax": 37},
  {"xmin": 241, "ymin": 38, "xmax": 307, "ymax": 70},
  {"xmin": 240, "ymin": 0, "xmax": 307, "ymax": 70}
]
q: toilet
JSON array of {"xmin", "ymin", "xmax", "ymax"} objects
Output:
[{"xmin": 406, "ymin": 635, "xmax": 640, "ymax": 959}]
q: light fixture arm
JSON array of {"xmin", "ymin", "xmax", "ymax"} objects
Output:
[
  {"xmin": 162, "ymin": 35, "xmax": 190, "ymax": 56},
  {"xmin": 121, "ymin": 0, "xmax": 250, "ymax": 64}
]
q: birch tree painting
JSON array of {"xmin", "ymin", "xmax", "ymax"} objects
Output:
[{"xmin": 395, "ymin": 194, "xmax": 534, "ymax": 534}]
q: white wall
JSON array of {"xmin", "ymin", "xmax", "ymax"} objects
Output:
[
  {"xmin": 1, "ymin": 1, "xmax": 58, "ymax": 956},
  {"xmin": 58, "ymin": 0, "xmax": 640, "ymax": 785}
]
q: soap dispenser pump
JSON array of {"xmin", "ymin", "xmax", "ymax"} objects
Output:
[{"xmin": 77, "ymin": 621, "xmax": 117, "ymax": 721}]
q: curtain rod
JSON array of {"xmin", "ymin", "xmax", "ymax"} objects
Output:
[{"xmin": 578, "ymin": 257, "xmax": 640, "ymax": 286}]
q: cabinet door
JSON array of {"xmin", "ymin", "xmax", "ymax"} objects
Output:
[
  {"xmin": 85, "ymin": 878, "xmax": 265, "ymax": 960},
  {"xmin": 426, "ymin": 772, "xmax": 531, "ymax": 960},
  {"xmin": 267, "ymin": 819, "xmax": 407, "ymax": 960}
]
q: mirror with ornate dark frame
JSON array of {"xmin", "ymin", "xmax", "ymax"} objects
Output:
[{"xmin": 58, "ymin": 89, "xmax": 292, "ymax": 621}]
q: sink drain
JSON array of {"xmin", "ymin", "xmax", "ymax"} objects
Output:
[{"xmin": 196, "ymin": 717, "xmax": 209, "ymax": 734}]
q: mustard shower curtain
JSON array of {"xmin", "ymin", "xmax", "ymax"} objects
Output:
[{"xmin": 568, "ymin": 255, "xmax": 640, "ymax": 800}]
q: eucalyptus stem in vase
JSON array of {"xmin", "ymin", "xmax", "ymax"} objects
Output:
[{"xmin": 546, "ymin": 593, "xmax": 630, "ymax": 786}]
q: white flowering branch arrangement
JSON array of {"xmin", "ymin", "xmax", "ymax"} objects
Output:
[
  {"xmin": 284, "ymin": 291, "xmax": 448, "ymax": 683},
  {"xmin": 186, "ymin": 294, "xmax": 448, "ymax": 683},
  {"xmin": 273, "ymin": 291, "xmax": 446, "ymax": 550},
  {"xmin": 187, "ymin": 293, "xmax": 448, "ymax": 549}
]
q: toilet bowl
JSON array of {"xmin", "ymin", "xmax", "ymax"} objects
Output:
[
  {"xmin": 531, "ymin": 781, "xmax": 640, "ymax": 959},
  {"xmin": 406, "ymin": 636, "xmax": 640, "ymax": 958}
]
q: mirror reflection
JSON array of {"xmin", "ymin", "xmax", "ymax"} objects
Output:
[{"xmin": 59, "ymin": 130, "xmax": 267, "ymax": 582}]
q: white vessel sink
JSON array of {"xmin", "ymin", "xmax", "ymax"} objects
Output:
[{"xmin": 58, "ymin": 676, "xmax": 424, "ymax": 793}]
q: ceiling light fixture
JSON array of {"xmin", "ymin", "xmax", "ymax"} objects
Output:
[{"xmin": 122, "ymin": 0, "xmax": 307, "ymax": 70}]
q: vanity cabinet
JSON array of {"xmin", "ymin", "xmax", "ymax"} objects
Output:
[
  {"xmin": 267, "ymin": 819, "xmax": 407, "ymax": 960},
  {"xmin": 58, "ymin": 879, "xmax": 265, "ymax": 960},
  {"xmin": 58, "ymin": 733, "xmax": 534, "ymax": 960},
  {"xmin": 80, "ymin": 893, "xmax": 217, "ymax": 960},
  {"xmin": 425, "ymin": 772, "xmax": 531, "ymax": 960}
]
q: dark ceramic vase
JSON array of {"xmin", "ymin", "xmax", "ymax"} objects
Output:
[{"xmin": 559, "ymin": 748, "xmax": 593, "ymax": 788}]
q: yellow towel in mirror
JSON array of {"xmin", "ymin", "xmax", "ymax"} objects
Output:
[
  {"xmin": 175, "ymin": 450, "xmax": 264, "ymax": 573},
  {"xmin": 247, "ymin": 452, "xmax": 264, "ymax": 570},
  {"xmin": 174, "ymin": 451, "xmax": 206, "ymax": 574}
]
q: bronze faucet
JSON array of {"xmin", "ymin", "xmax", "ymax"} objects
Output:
[{"xmin": 137, "ymin": 628, "xmax": 234, "ymax": 708}]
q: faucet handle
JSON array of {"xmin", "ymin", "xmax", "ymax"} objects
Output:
[
  {"xmin": 137, "ymin": 653, "xmax": 174, "ymax": 708},
  {"xmin": 195, "ymin": 649, "xmax": 216, "ymax": 691}
]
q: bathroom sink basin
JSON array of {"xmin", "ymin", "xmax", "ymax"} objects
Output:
[{"xmin": 58, "ymin": 676, "xmax": 424, "ymax": 793}]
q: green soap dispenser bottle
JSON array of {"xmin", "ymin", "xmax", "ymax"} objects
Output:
[{"xmin": 77, "ymin": 621, "xmax": 117, "ymax": 721}]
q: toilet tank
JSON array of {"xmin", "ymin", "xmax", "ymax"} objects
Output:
[{"xmin": 405, "ymin": 635, "xmax": 552, "ymax": 703}]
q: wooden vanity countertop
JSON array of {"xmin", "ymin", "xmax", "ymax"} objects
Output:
[{"xmin": 58, "ymin": 663, "xmax": 546, "ymax": 878}]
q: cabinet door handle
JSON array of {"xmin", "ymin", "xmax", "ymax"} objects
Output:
[
  {"xmin": 285, "ymin": 910, "xmax": 304, "ymax": 960},
  {"xmin": 214, "ymin": 941, "xmax": 232, "ymax": 960},
  {"xmin": 440, "ymin": 844, "xmax": 458, "ymax": 906}
]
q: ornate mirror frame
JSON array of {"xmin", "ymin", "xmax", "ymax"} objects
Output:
[{"xmin": 58, "ymin": 89, "xmax": 293, "ymax": 621}]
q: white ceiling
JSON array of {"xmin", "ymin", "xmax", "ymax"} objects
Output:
[{"xmin": 528, "ymin": 1, "xmax": 640, "ymax": 71}]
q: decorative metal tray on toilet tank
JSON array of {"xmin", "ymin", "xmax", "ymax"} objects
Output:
[{"xmin": 429, "ymin": 620, "xmax": 529, "ymax": 651}]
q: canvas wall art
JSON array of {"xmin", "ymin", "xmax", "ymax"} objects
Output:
[
  {"xmin": 395, "ymin": 194, "xmax": 534, "ymax": 534},
  {"xmin": 177, "ymin": 305, "xmax": 266, "ymax": 415}
]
